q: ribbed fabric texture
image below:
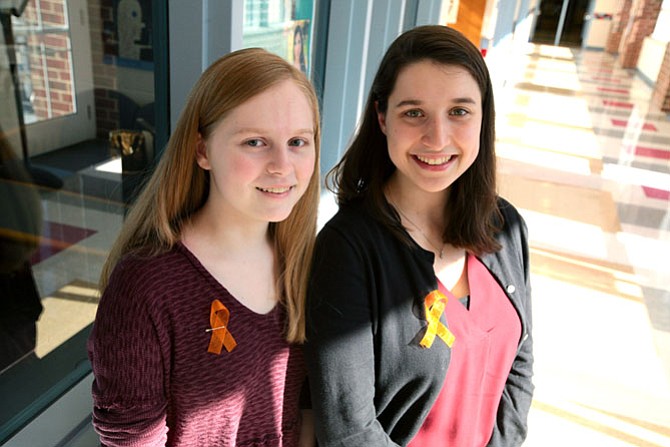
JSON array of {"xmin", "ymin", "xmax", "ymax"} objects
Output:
[{"xmin": 87, "ymin": 243, "xmax": 304, "ymax": 446}]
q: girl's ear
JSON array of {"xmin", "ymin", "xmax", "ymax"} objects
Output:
[
  {"xmin": 195, "ymin": 133, "xmax": 211, "ymax": 170},
  {"xmin": 375, "ymin": 101, "xmax": 387, "ymax": 135}
]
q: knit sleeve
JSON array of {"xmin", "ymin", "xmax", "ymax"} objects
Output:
[
  {"xmin": 304, "ymin": 225, "xmax": 400, "ymax": 447},
  {"xmin": 87, "ymin": 258, "xmax": 169, "ymax": 447}
]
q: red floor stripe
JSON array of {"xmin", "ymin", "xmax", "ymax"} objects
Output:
[
  {"xmin": 611, "ymin": 119, "xmax": 658, "ymax": 132},
  {"xmin": 593, "ymin": 76, "xmax": 621, "ymax": 83},
  {"xmin": 603, "ymin": 100, "xmax": 633, "ymax": 109},
  {"xmin": 642, "ymin": 186, "xmax": 670, "ymax": 201},
  {"xmin": 633, "ymin": 146, "xmax": 670, "ymax": 160},
  {"xmin": 598, "ymin": 86, "xmax": 629, "ymax": 94}
]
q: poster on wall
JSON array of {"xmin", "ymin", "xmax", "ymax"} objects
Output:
[
  {"xmin": 103, "ymin": 0, "xmax": 153, "ymax": 70},
  {"xmin": 240, "ymin": 0, "xmax": 315, "ymax": 77},
  {"xmin": 291, "ymin": 0, "xmax": 313, "ymax": 75},
  {"xmin": 290, "ymin": 19, "xmax": 310, "ymax": 75}
]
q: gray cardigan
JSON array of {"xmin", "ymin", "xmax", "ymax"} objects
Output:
[{"xmin": 305, "ymin": 197, "xmax": 534, "ymax": 446}]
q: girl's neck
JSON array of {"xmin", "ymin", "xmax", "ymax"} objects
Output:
[
  {"xmin": 182, "ymin": 201, "xmax": 271, "ymax": 256},
  {"xmin": 180, "ymin": 202, "xmax": 278, "ymax": 315},
  {"xmin": 385, "ymin": 177, "xmax": 448, "ymax": 226}
]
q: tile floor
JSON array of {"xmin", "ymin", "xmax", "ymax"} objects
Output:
[
  {"xmin": 493, "ymin": 44, "xmax": 670, "ymax": 446},
  {"xmin": 18, "ymin": 43, "xmax": 670, "ymax": 445},
  {"xmin": 30, "ymin": 178, "xmax": 124, "ymax": 359}
]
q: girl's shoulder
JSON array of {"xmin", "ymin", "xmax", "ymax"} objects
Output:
[
  {"xmin": 493, "ymin": 196, "xmax": 529, "ymax": 261},
  {"xmin": 496, "ymin": 196, "xmax": 527, "ymax": 236},
  {"xmin": 319, "ymin": 199, "xmax": 389, "ymax": 249},
  {"xmin": 98, "ymin": 244, "xmax": 208, "ymax": 326},
  {"xmin": 106, "ymin": 244, "xmax": 194, "ymax": 298},
  {"xmin": 496, "ymin": 196, "xmax": 523, "ymax": 221},
  {"xmin": 322, "ymin": 198, "xmax": 383, "ymax": 234}
]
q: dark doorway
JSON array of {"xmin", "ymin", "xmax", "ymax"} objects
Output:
[{"xmin": 532, "ymin": 0, "xmax": 591, "ymax": 47}]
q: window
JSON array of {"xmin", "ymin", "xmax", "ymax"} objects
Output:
[
  {"xmin": 12, "ymin": 1, "xmax": 76, "ymax": 123},
  {"xmin": 0, "ymin": 0, "xmax": 166, "ymax": 441},
  {"xmin": 652, "ymin": 1, "xmax": 670, "ymax": 42},
  {"xmin": 242, "ymin": 0, "xmax": 316, "ymax": 77}
]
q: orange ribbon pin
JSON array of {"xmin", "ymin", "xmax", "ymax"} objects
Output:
[
  {"xmin": 206, "ymin": 299, "xmax": 237, "ymax": 354},
  {"xmin": 419, "ymin": 290, "xmax": 456, "ymax": 349}
]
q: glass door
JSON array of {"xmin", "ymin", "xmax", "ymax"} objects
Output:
[{"xmin": 532, "ymin": 0, "xmax": 590, "ymax": 46}]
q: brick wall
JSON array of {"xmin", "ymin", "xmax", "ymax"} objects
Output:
[
  {"xmin": 605, "ymin": 0, "xmax": 632, "ymax": 53},
  {"xmin": 618, "ymin": 0, "xmax": 663, "ymax": 68},
  {"xmin": 22, "ymin": 0, "xmax": 74, "ymax": 120},
  {"xmin": 651, "ymin": 43, "xmax": 670, "ymax": 111},
  {"xmin": 21, "ymin": 0, "xmax": 123, "ymax": 136}
]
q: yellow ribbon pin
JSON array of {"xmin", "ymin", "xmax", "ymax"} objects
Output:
[
  {"xmin": 206, "ymin": 299, "xmax": 237, "ymax": 354},
  {"xmin": 419, "ymin": 290, "xmax": 456, "ymax": 348}
]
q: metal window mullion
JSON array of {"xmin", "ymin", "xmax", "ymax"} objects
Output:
[
  {"xmin": 39, "ymin": 41, "xmax": 53, "ymax": 119},
  {"xmin": 554, "ymin": 0, "xmax": 570, "ymax": 46}
]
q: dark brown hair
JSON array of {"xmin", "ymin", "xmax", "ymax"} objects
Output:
[{"xmin": 328, "ymin": 25, "xmax": 501, "ymax": 254}]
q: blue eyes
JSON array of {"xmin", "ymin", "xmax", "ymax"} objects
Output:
[
  {"xmin": 243, "ymin": 138, "xmax": 309, "ymax": 148},
  {"xmin": 289, "ymin": 138, "xmax": 307, "ymax": 147},
  {"xmin": 404, "ymin": 110, "xmax": 423, "ymax": 118},
  {"xmin": 245, "ymin": 139, "xmax": 263, "ymax": 147},
  {"xmin": 403, "ymin": 108, "xmax": 469, "ymax": 118}
]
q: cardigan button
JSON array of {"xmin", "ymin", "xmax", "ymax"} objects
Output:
[{"xmin": 506, "ymin": 284, "xmax": 516, "ymax": 294}]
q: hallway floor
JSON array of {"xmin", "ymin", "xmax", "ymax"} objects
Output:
[{"xmin": 494, "ymin": 44, "xmax": 670, "ymax": 446}]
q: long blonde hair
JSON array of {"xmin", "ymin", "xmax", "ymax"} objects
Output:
[{"xmin": 101, "ymin": 48, "xmax": 321, "ymax": 343}]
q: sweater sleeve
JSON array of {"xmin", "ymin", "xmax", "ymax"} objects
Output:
[
  {"xmin": 87, "ymin": 259, "xmax": 169, "ymax": 447},
  {"xmin": 488, "ymin": 206, "xmax": 535, "ymax": 446},
  {"xmin": 304, "ymin": 226, "xmax": 400, "ymax": 447}
]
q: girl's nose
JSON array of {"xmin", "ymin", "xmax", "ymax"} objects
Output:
[
  {"xmin": 266, "ymin": 146, "xmax": 291, "ymax": 175},
  {"xmin": 423, "ymin": 116, "xmax": 451, "ymax": 149}
]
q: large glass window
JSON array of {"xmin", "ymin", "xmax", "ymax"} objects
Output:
[
  {"xmin": 242, "ymin": 0, "xmax": 316, "ymax": 77},
  {"xmin": 652, "ymin": 0, "xmax": 670, "ymax": 42},
  {"xmin": 0, "ymin": 0, "xmax": 165, "ymax": 441}
]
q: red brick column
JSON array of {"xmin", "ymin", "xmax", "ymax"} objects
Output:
[
  {"xmin": 651, "ymin": 43, "xmax": 670, "ymax": 111},
  {"xmin": 605, "ymin": 0, "xmax": 632, "ymax": 54},
  {"xmin": 618, "ymin": 0, "xmax": 662, "ymax": 68}
]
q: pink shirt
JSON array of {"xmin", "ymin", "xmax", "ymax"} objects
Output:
[{"xmin": 408, "ymin": 254, "xmax": 521, "ymax": 447}]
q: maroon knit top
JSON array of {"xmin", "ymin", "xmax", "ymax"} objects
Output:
[{"xmin": 87, "ymin": 243, "xmax": 305, "ymax": 446}]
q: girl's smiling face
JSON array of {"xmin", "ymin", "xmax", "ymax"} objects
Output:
[
  {"xmin": 378, "ymin": 60, "xmax": 482, "ymax": 196},
  {"xmin": 196, "ymin": 79, "xmax": 316, "ymax": 226}
]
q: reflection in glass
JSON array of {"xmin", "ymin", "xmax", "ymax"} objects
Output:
[
  {"xmin": 11, "ymin": 0, "xmax": 76, "ymax": 124},
  {"xmin": 0, "ymin": 124, "xmax": 43, "ymax": 373},
  {"xmin": 243, "ymin": 0, "xmax": 315, "ymax": 76},
  {"xmin": 0, "ymin": 0, "xmax": 158, "ymax": 441}
]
